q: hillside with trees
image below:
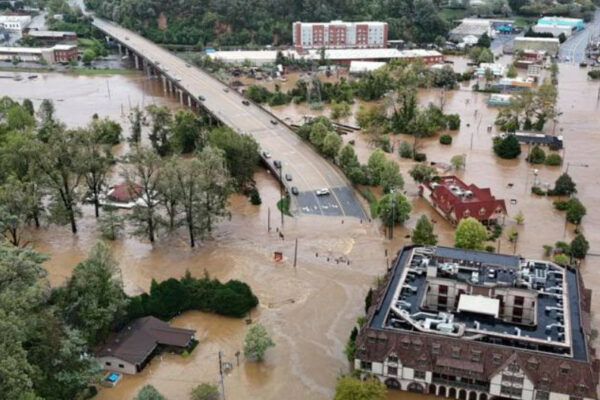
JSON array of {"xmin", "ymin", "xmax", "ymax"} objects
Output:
[{"xmin": 84, "ymin": 0, "xmax": 449, "ymax": 46}]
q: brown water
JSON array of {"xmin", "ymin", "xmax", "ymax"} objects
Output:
[{"xmin": 3, "ymin": 63, "xmax": 599, "ymax": 400}]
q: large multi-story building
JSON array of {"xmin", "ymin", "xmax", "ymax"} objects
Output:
[
  {"xmin": 293, "ymin": 20, "xmax": 388, "ymax": 51},
  {"xmin": 0, "ymin": 15, "xmax": 31, "ymax": 33},
  {"xmin": 355, "ymin": 245, "xmax": 598, "ymax": 400}
]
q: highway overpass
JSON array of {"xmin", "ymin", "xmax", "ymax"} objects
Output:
[{"xmin": 92, "ymin": 18, "xmax": 365, "ymax": 219}]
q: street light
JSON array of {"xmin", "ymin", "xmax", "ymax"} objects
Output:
[
  {"xmin": 565, "ymin": 162, "xmax": 589, "ymax": 174},
  {"xmin": 388, "ymin": 188, "xmax": 395, "ymax": 240}
]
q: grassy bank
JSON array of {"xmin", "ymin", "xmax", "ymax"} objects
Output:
[
  {"xmin": 277, "ymin": 197, "xmax": 292, "ymax": 217},
  {"xmin": 0, "ymin": 65, "xmax": 55, "ymax": 73},
  {"xmin": 64, "ymin": 67, "xmax": 140, "ymax": 76}
]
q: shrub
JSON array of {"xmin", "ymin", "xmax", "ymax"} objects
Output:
[
  {"xmin": 414, "ymin": 153, "xmax": 427, "ymax": 162},
  {"xmin": 589, "ymin": 70, "xmax": 600, "ymax": 80},
  {"xmin": 570, "ymin": 234, "xmax": 590, "ymax": 259},
  {"xmin": 531, "ymin": 186, "xmax": 546, "ymax": 196},
  {"xmin": 248, "ymin": 187, "xmax": 262, "ymax": 205},
  {"xmin": 485, "ymin": 245, "xmax": 495, "ymax": 253},
  {"xmin": 553, "ymin": 253, "xmax": 569, "ymax": 265},
  {"xmin": 439, "ymin": 134, "xmax": 453, "ymax": 145},
  {"xmin": 553, "ymin": 200, "xmax": 570, "ymax": 211},
  {"xmin": 446, "ymin": 114, "xmax": 461, "ymax": 130},
  {"xmin": 398, "ymin": 141, "xmax": 413, "ymax": 158},
  {"xmin": 493, "ymin": 134, "xmax": 521, "ymax": 159},
  {"xmin": 544, "ymin": 153, "xmax": 562, "ymax": 166},
  {"xmin": 526, "ymin": 146, "xmax": 546, "ymax": 164},
  {"xmin": 566, "ymin": 198, "xmax": 586, "ymax": 224}
]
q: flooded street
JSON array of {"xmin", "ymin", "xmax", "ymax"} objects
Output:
[{"xmin": 2, "ymin": 62, "xmax": 599, "ymax": 399}]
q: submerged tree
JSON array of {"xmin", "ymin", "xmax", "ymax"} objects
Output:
[
  {"xmin": 146, "ymin": 104, "xmax": 173, "ymax": 156},
  {"xmin": 128, "ymin": 105, "xmax": 146, "ymax": 144},
  {"xmin": 412, "ymin": 215, "xmax": 438, "ymax": 246},
  {"xmin": 243, "ymin": 323, "xmax": 275, "ymax": 362},
  {"xmin": 454, "ymin": 217, "xmax": 488, "ymax": 250}
]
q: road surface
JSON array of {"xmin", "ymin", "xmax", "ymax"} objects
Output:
[
  {"xmin": 559, "ymin": 10, "xmax": 600, "ymax": 64},
  {"xmin": 92, "ymin": 18, "xmax": 365, "ymax": 219}
]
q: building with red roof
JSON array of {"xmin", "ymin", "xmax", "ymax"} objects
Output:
[{"xmin": 419, "ymin": 176, "xmax": 506, "ymax": 226}]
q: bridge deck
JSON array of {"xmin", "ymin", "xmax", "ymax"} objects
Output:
[{"xmin": 93, "ymin": 18, "xmax": 365, "ymax": 219}]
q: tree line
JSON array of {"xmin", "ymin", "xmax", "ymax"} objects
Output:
[{"xmin": 0, "ymin": 96, "xmax": 259, "ymax": 248}]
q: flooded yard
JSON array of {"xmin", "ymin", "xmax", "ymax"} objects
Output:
[{"xmin": 2, "ymin": 62, "xmax": 599, "ymax": 400}]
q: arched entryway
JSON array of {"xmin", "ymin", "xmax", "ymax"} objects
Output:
[
  {"xmin": 469, "ymin": 391, "xmax": 478, "ymax": 400},
  {"xmin": 408, "ymin": 382, "xmax": 425, "ymax": 393},
  {"xmin": 449, "ymin": 387, "xmax": 457, "ymax": 398},
  {"xmin": 479, "ymin": 393, "xmax": 488, "ymax": 400},
  {"xmin": 429, "ymin": 384, "xmax": 437, "ymax": 395},
  {"xmin": 459, "ymin": 389, "xmax": 467, "ymax": 400},
  {"xmin": 438, "ymin": 386, "xmax": 447, "ymax": 397},
  {"xmin": 385, "ymin": 378, "xmax": 401, "ymax": 389}
]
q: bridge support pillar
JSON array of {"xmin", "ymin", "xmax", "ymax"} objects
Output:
[
  {"xmin": 125, "ymin": 47, "xmax": 129, "ymax": 57},
  {"xmin": 168, "ymin": 80, "xmax": 173, "ymax": 94},
  {"xmin": 178, "ymin": 89, "xmax": 184, "ymax": 105},
  {"xmin": 187, "ymin": 94, "xmax": 193, "ymax": 108},
  {"xmin": 117, "ymin": 43, "xmax": 122, "ymax": 56},
  {"xmin": 134, "ymin": 54, "xmax": 140, "ymax": 70},
  {"xmin": 161, "ymin": 75, "xmax": 167, "ymax": 93}
]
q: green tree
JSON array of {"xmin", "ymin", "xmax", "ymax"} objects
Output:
[
  {"xmin": 56, "ymin": 242, "xmax": 127, "ymax": 345},
  {"xmin": 190, "ymin": 383, "xmax": 219, "ymax": 400},
  {"xmin": 412, "ymin": 214, "xmax": 437, "ymax": 246},
  {"xmin": 377, "ymin": 191, "xmax": 412, "ymax": 226},
  {"xmin": 408, "ymin": 164, "xmax": 437, "ymax": 183},
  {"xmin": 367, "ymin": 149, "xmax": 387, "ymax": 185},
  {"xmin": 553, "ymin": 253, "xmax": 569, "ymax": 265},
  {"xmin": 122, "ymin": 146, "xmax": 163, "ymax": 242},
  {"xmin": 450, "ymin": 154, "xmax": 465, "ymax": 170},
  {"xmin": 22, "ymin": 98, "xmax": 34, "ymax": 116},
  {"xmin": 98, "ymin": 205, "xmax": 124, "ymax": 240},
  {"xmin": 322, "ymin": 131, "xmax": 342, "ymax": 158},
  {"xmin": 565, "ymin": 198, "xmax": 586, "ymax": 225},
  {"xmin": 330, "ymin": 101, "xmax": 351, "ymax": 120},
  {"xmin": 527, "ymin": 145, "xmax": 546, "ymax": 164},
  {"xmin": 208, "ymin": 126, "xmax": 259, "ymax": 187},
  {"xmin": 454, "ymin": 217, "xmax": 488, "ymax": 250},
  {"xmin": 379, "ymin": 160, "xmax": 404, "ymax": 193},
  {"xmin": 128, "ymin": 106, "xmax": 146, "ymax": 144},
  {"xmin": 135, "ymin": 385, "xmax": 166, "ymax": 400},
  {"xmin": 79, "ymin": 127, "xmax": 113, "ymax": 218},
  {"xmin": 82, "ymin": 48, "xmax": 96, "ymax": 64},
  {"xmin": 477, "ymin": 32, "xmax": 491, "ymax": 48},
  {"xmin": 37, "ymin": 99, "xmax": 55, "ymax": 126},
  {"xmin": 146, "ymin": 104, "xmax": 173, "ymax": 156},
  {"xmin": 6, "ymin": 104, "xmax": 35, "ymax": 131},
  {"xmin": 172, "ymin": 109, "xmax": 205, "ymax": 153},
  {"xmin": 493, "ymin": 134, "xmax": 522, "ymax": 159},
  {"xmin": 570, "ymin": 234, "xmax": 589, "ymax": 259},
  {"xmin": 551, "ymin": 173, "xmax": 577, "ymax": 196},
  {"xmin": 507, "ymin": 64, "xmax": 517, "ymax": 78},
  {"xmin": 243, "ymin": 323, "xmax": 275, "ymax": 362},
  {"xmin": 333, "ymin": 376, "xmax": 386, "ymax": 400},
  {"xmin": 338, "ymin": 144, "xmax": 360, "ymax": 171}
]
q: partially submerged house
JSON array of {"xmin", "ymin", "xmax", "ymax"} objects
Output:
[
  {"xmin": 420, "ymin": 176, "xmax": 507, "ymax": 226},
  {"xmin": 101, "ymin": 182, "xmax": 144, "ymax": 209},
  {"xmin": 96, "ymin": 316, "xmax": 196, "ymax": 374}
]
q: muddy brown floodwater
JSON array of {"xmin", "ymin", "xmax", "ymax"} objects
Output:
[{"xmin": 2, "ymin": 62, "xmax": 599, "ymax": 400}]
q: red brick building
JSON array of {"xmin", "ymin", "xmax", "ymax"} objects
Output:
[
  {"xmin": 420, "ymin": 176, "xmax": 507, "ymax": 225},
  {"xmin": 293, "ymin": 20, "xmax": 388, "ymax": 51}
]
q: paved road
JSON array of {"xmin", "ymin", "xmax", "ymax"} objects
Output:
[
  {"xmin": 559, "ymin": 10, "xmax": 600, "ymax": 64},
  {"xmin": 92, "ymin": 18, "xmax": 365, "ymax": 219}
]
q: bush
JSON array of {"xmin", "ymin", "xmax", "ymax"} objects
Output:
[
  {"xmin": 570, "ymin": 234, "xmax": 590, "ymax": 259},
  {"xmin": 446, "ymin": 114, "xmax": 461, "ymax": 130},
  {"xmin": 589, "ymin": 70, "xmax": 600, "ymax": 80},
  {"xmin": 126, "ymin": 272, "xmax": 259, "ymax": 321},
  {"xmin": 398, "ymin": 141, "xmax": 413, "ymax": 159},
  {"xmin": 531, "ymin": 186, "xmax": 546, "ymax": 196},
  {"xmin": 439, "ymin": 134, "xmax": 453, "ymax": 145},
  {"xmin": 544, "ymin": 153, "xmax": 562, "ymax": 166},
  {"xmin": 553, "ymin": 253, "xmax": 570, "ymax": 265},
  {"xmin": 566, "ymin": 198, "xmax": 586, "ymax": 224},
  {"xmin": 526, "ymin": 146, "xmax": 546, "ymax": 164},
  {"xmin": 485, "ymin": 245, "xmax": 495, "ymax": 253},
  {"xmin": 414, "ymin": 153, "xmax": 427, "ymax": 162},
  {"xmin": 554, "ymin": 200, "xmax": 570, "ymax": 211},
  {"xmin": 493, "ymin": 134, "xmax": 521, "ymax": 159},
  {"xmin": 248, "ymin": 187, "xmax": 262, "ymax": 205}
]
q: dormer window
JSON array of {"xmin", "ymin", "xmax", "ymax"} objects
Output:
[{"xmin": 388, "ymin": 354, "xmax": 398, "ymax": 364}]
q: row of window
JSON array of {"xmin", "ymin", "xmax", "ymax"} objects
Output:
[{"xmin": 105, "ymin": 361, "xmax": 126, "ymax": 368}]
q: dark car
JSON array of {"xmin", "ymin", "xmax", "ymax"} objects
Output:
[
  {"xmin": 242, "ymin": 100, "xmax": 250, "ymax": 106},
  {"xmin": 273, "ymin": 160, "xmax": 282, "ymax": 169},
  {"xmin": 285, "ymin": 173, "xmax": 292, "ymax": 181},
  {"xmin": 270, "ymin": 119, "xmax": 278, "ymax": 125},
  {"xmin": 198, "ymin": 95, "xmax": 206, "ymax": 101},
  {"xmin": 291, "ymin": 186, "xmax": 299, "ymax": 195}
]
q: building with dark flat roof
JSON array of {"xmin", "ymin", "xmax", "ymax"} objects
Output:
[
  {"xmin": 96, "ymin": 316, "xmax": 196, "ymax": 374},
  {"xmin": 355, "ymin": 245, "xmax": 598, "ymax": 400},
  {"xmin": 420, "ymin": 176, "xmax": 507, "ymax": 226}
]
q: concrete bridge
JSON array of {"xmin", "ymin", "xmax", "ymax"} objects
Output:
[{"xmin": 92, "ymin": 17, "xmax": 365, "ymax": 219}]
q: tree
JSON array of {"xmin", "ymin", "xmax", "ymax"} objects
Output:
[
  {"xmin": 450, "ymin": 154, "xmax": 465, "ymax": 170},
  {"xmin": 477, "ymin": 48, "xmax": 494, "ymax": 64},
  {"xmin": 338, "ymin": 144, "xmax": 360, "ymax": 172},
  {"xmin": 527, "ymin": 145, "xmax": 545, "ymax": 164},
  {"xmin": 6, "ymin": 104, "xmax": 35, "ymax": 131},
  {"xmin": 398, "ymin": 141, "xmax": 413, "ymax": 159},
  {"xmin": 243, "ymin": 323, "xmax": 275, "ymax": 362},
  {"xmin": 412, "ymin": 215, "xmax": 437, "ymax": 246},
  {"xmin": 565, "ymin": 198, "xmax": 586, "ymax": 225},
  {"xmin": 56, "ymin": 242, "xmax": 127, "ymax": 345},
  {"xmin": 79, "ymin": 127, "xmax": 113, "ymax": 218},
  {"xmin": 377, "ymin": 192, "xmax": 412, "ymax": 226},
  {"xmin": 454, "ymin": 217, "xmax": 488, "ymax": 250},
  {"xmin": 507, "ymin": 64, "xmax": 517, "ymax": 78},
  {"xmin": 552, "ymin": 173, "xmax": 577, "ymax": 196},
  {"xmin": 367, "ymin": 149, "xmax": 387, "ymax": 185},
  {"xmin": 128, "ymin": 106, "xmax": 146, "ymax": 144},
  {"xmin": 37, "ymin": 99, "xmax": 55, "ymax": 126},
  {"xmin": 98, "ymin": 205, "xmax": 124, "ymax": 240},
  {"xmin": 34, "ymin": 125, "xmax": 84, "ymax": 233},
  {"xmin": 82, "ymin": 48, "xmax": 96, "ymax": 64},
  {"xmin": 208, "ymin": 126, "xmax": 259, "ymax": 187},
  {"xmin": 146, "ymin": 104, "xmax": 173, "ymax": 156},
  {"xmin": 379, "ymin": 160, "xmax": 404, "ymax": 193},
  {"xmin": 22, "ymin": 98, "xmax": 34, "ymax": 116},
  {"xmin": 122, "ymin": 147, "xmax": 163, "ymax": 242},
  {"xmin": 477, "ymin": 33, "xmax": 491, "ymax": 48},
  {"xmin": 330, "ymin": 101, "xmax": 351, "ymax": 120},
  {"xmin": 493, "ymin": 134, "xmax": 521, "ymax": 159},
  {"xmin": 135, "ymin": 385, "xmax": 166, "ymax": 400},
  {"xmin": 190, "ymin": 383, "xmax": 219, "ymax": 400},
  {"xmin": 408, "ymin": 164, "xmax": 437, "ymax": 183},
  {"xmin": 553, "ymin": 253, "xmax": 569, "ymax": 265},
  {"xmin": 172, "ymin": 109, "xmax": 205, "ymax": 153},
  {"xmin": 333, "ymin": 376, "xmax": 386, "ymax": 400},
  {"xmin": 322, "ymin": 131, "xmax": 342, "ymax": 158},
  {"xmin": 514, "ymin": 210, "xmax": 525, "ymax": 225},
  {"xmin": 89, "ymin": 116, "xmax": 122, "ymax": 145},
  {"xmin": 570, "ymin": 234, "xmax": 589, "ymax": 259},
  {"xmin": 0, "ymin": 177, "xmax": 40, "ymax": 246}
]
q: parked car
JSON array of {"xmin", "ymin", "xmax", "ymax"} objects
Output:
[
  {"xmin": 198, "ymin": 95, "xmax": 206, "ymax": 101},
  {"xmin": 285, "ymin": 173, "xmax": 292, "ymax": 181},
  {"xmin": 291, "ymin": 186, "xmax": 299, "ymax": 195},
  {"xmin": 273, "ymin": 160, "xmax": 282, "ymax": 168},
  {"xmin": 262, "ymin": 151, "xmax": 271, "ymax": 158},
  {"xmin": 315, "ymin": 188, "xmax": 330, "ymax": 196},
  {"xmin": 270, "ymin": 119, "xmax": 278, "ymax": 125},
  {"xmin": 223, "ymin": 88, "xmax": 230, "ymax": 93},
  {"xmin": 242, "ymin": 100, "xmax": 250, "ymax": 106}
]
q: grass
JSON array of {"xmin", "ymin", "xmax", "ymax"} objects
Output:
[
  {"xmin": 65, "ymin": 67, "xmax": 140, "ymax": 76},
  {"xmin": 439, "ymin": 7, "xmax": 470, "ymax": 23},
  {"xmin": 359, "ymin": 188, "xmax": 379, "ymax": 219},
  {"xmin": 514, "ymin": 16, "xmax": 537, "ymax": 28},
  {"xmin": 78, "ymin": 38, "xmax": 96, "ymax": 47},
  {"xmin": 0, "ymin": 65, "xmax": 55, "ymax": 73},
  {"xmin": 277, "ymin": 197, "xmax": 292, "ymax": 217}
]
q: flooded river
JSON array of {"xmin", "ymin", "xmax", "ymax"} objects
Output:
[{"xmin": 2, "ymin": 63, "xmax": 599, "ymax": 400}]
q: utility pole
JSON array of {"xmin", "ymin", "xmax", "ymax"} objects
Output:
[
  {"xmin": 267, "ymin": 207, "xmax": 271, "ymax": 232},
  {"xmin": 278, "ymin": 165, "xmax": 284, "ymax": 227},
  {"xmin": 293, "ymin": 238, "xmax": 298, "ymax": 269},
  {"xmin": 218, "ymin": 351, "xmax": 225, "ymax": 400}
]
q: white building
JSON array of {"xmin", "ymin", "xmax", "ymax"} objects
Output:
[
  {"xmin": 0, "ymin": 15, "xmax": 32, "ymax": 33},
  {"xmin": 293, "ymin": 20, "xmax": 388, "ymax": 50}
]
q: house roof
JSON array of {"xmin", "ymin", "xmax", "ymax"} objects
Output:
[
  {"xmin": 424, "ymin": 176, "xmax": 507, "ymax": 222},
  {"xmin": 96, "ymin": 316, "xmax": 195, "ymax": 365},
  {"xmin": 107, "ymin": 182, "xmax": 142, "ymax": 203}
]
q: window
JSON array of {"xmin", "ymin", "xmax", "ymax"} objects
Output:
[
  {"xmin": 492, "ymin": 354, "xmax": 502, "ymax": 365},
  {"xmin": 471, "ymin": 350, "xmax": 482, "ymax": 362},
  {"xmin": 432, "ymin": 343, "xmax": 441, "ymax": 355},
  {"xmin": 535, "ymin": 391, "xmax": 549, "ymax": 400},
  {"xmin": 388, "ymin": 366, "xmax": 398, "ymax": 376},
  {"xmin": 515, "ymin": 296, "xmax": 524, "ymax": 306},
  {"xmin": 388, "ymin": 355, "xmax": 398, "ymax": 364},
  {"xmin": 560, "ymin": 364, "xmax": 570, "ymax": 374},
  {"xmin": 105, "ymin": 361, "xmax": 112, "ymax": 366},
  {"xmin": 451, "ymin": 346, "xmax": 460, "ymax": 358},
  {"xmin": 118, "ymin": 364, "xmax": 124, "ymax": 368},
  {"xmin": 439, "ymin": 285, "xmax": 448, "ymax": 294},
  {"xmin": 360, "ymin": 361, "xmax": 372, "ymax": 371},
  {"xmin": 414, "ymin": 370, "xmax": 426, "ymax": 380},
  {"xmin": 501, "ymin": 385, "xmax": 522, "ymax": 397}
]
